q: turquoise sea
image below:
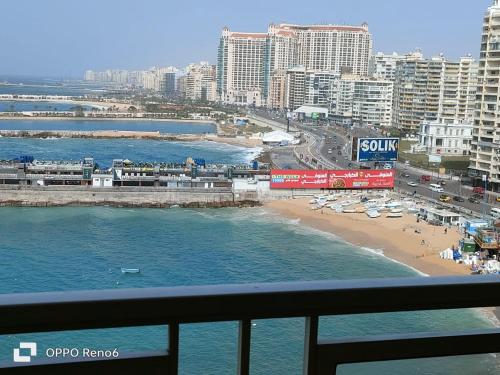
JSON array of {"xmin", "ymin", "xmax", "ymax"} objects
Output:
[
  {"xmin": 0, "ymin": 119, "xmax": 216, "ymax": 134},
  {"xmin": 0, "ymin": 137, "xmax": 260, "ymax": 167},
  {"xmin": 0, "ymin": 207, "xmax": 497, "ymax": 374}
]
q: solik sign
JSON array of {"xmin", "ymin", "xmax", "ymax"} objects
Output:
[{"xmin": 357, "ymin": 138, "xmax": 399, "ymax": 162}]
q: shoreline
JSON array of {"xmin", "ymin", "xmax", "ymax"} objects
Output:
[
  {"xmin": 0, "ymin": 130, "xmax": 263, "ymax": 149},
  {"xmin": 265, "ymin": 198, "xmax": 500, "ymax": 325},
  {"xmin": 0, "ymin": 116, "xmax": 217, "ymax": 124}
]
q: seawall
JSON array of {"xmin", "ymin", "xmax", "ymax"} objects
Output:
[{"xmin": 0, "ymin": 187, "xmax": 261, "ymax": 208}]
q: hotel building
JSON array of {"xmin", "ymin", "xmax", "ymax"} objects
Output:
[{"xmin": 216, "ymin": 23, "xmax": 372, "ymax": 106}]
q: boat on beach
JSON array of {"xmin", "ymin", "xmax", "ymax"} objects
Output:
[
  {"xmin": 386, "ymin": 212, "xmax": 403, "ymax": 218},
  {"xmin": 366, "ymin": 210, "xmax": 381, "ymax": 218}
]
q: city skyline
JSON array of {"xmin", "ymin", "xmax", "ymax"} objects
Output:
[{"xmin": 0, "ymin": 0, "xmax": 493, "ymax": 78}]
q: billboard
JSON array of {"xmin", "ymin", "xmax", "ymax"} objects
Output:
[
  {"xmin": 429, "ymin": 154, "xmax": 442, "ymax": 164},
  {"xmin": 270, "ymin": 170, "xmax": 329, "ymax": 189},
  {"xmin": 270, "ymin": 170, "xmax": 395, "ymax": 190},
  {"xmin": 355, "ymin": 138, "xmax": 399, "ymax": 162},
  {"xmin": 328, "ymin": 170, "xmax": 395, "ymax": 189}
]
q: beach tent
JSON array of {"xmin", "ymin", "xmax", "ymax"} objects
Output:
[{"xmin": 262, "ymin": 130, "xmax": 297, "ymax": 145}]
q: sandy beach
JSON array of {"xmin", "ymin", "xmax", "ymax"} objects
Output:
[
  {"xmin": 267, "ymin": 198, "xmax": 469, "ymax": 276},
  {"xmin": 267, "ymin": 198, "xmax": 500, "ymax": 324}
]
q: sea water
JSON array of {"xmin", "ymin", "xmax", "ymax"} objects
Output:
[
  {"xmin": 0, "ymin": 137, "xmax": 260, "ymax": 167},
  {"xmin": 0, "ymin": 207, "xmax": 497, "ymax": 374},
  {"xmin": 0, "ymin": 119, "xmax": 216, "ymax": 134}
]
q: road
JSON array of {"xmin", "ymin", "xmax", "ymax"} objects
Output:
[{"xmin": 251, "ymin": 109, "xmax": 496, "ymax": 217}]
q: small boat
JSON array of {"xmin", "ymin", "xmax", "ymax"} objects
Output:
[
  {"xmin": 386, "ymin": 212, "xmax": 403, "ymax": 218},
  {"xmin": 121, "ymin": 268, "xmax": 140, "ymax": 274},
  {"xmin": 342, "ymin": 208, "xmax": 356, "ymax": 214},
  {"xmin": 366, "ymin": 210, "xmax": 381, "ymax": 218},
  {"xmin": 390, "ymin": 208, "xmax": 403, "ymax": 214},
  {"xmin": 355, "ymin": 207, "xmax": 367, "ymax": 213}
]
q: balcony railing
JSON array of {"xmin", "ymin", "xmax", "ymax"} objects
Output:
[{"xmin": 0, "ymin": 276, "xmax": 499, "ymax": 374}]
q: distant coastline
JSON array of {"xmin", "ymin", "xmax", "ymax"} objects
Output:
[{"xmin": 0, "ymin": 116, "xmax": 217, "ymax": 124}]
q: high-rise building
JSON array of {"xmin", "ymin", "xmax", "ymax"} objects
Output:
[
  {"xmin": 217, "ymin": 28, "xmax": 268, "ymax": 106},
  {"xmin": 392, "ymin": 55, "xmax": 478, "ymax": 133},
  {"xmin": 369, "ymin": 51, "xmax": 421, "ymax": 81},
  {"xmin": 216, "ymin": 23, "xmax": 372, "ymax": 106},
  {"xmin": 284, "ymin": 67, "xmax": 339, "ymax": 111},
  {"xmin": 332, "ymin": 75, "xmax": 393, "ymax": 128},
  {"xmin": 469, "ymin": 1, "xmax": 500, "ymax": 189},
  {"xmin": 180, "ymin": 62, "xmax": 217, "ymax": 102},
  {"xmin": 161, "ymin": 72, "xmax": 177, "ymax": 96}
]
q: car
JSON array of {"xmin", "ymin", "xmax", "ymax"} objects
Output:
[
  {"xmin": 407, "ymin": 181, "xmax": 418, "ymax": 187},
  {"xmin": 401, "ymin": 173, "xmax": 410, "ymax": 178},
  {"xmin": 473, "ymin": 187, "xmax": 485, "ymax": 194},
  {"xmin": 437, "ymin": 180, "xmax": 446, "ymax": 186},
  {"xmin": 404, "ymin": 160, "xmax": 411, "ymax": 166},
  {"xmin": 428, "ymin": 219, "xmax": 443, "ymax": 226},
  {"xmin": 496, "ymin": 196, "xmax": 500, "ymax": 203},
  {"xmin": 420, "ymin": 175, "xmax": 431, "ymax": 183},
  {"xmin": 453, "ymin": 196, "xmax": 465, "ymax": 202},
  {"xmin": 328, "ymin": 149, "xmax": 333, "ymax": 154},
  {"xmin": 472, "ymin": 193, "xmax": 484, "ymax": 199},
  {"xmin": 439, "ymin": 195, "xmax": 451, "ymax": 203},
  {"xmin": 468, "ymin": 197, "xmax": 480, "ymax": 204}
]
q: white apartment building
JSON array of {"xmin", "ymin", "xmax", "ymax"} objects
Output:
[
  {"xmin": 333, "ymin": 75, "xmax": 393, "ymax": 128},
  {"xmin": 216, "ymin": 23, "xmax": 372, "ymax": 106},
  {"xmin": 181, "ymin": 62, "xmax": 217, "ymax": 102},
  {"xmin": 369, "ymin": 51, "xmax": 422, "ymax": 81},
  {"xmin": 392, "ymin": 54, "xmax": 478, "ymax": 133},
  {"xmin": 283, "ymin": 67, "xmax": 339, "ymax": 111},
  {"xmin": 469, "ymin": 0, "xmax": 500, "ymax": 190},
  {"xmin": 216, "ymin": 28, "xmax": 267, "ymax": 106},
  {"xmin": 418, "ymin": 120, "xmax": 473, "ymax": 156}
]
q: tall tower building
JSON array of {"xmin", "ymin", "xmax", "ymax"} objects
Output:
[
  {"xmin": 216, "ymin": 23, "xmax": 372, "ymax": 106},
  {"xmin": 469, "ymin": 0, "xmax": 500, "ymax": 190},
  {"xmin": 392, "ymin": 55, "xmax": 478, "ymax": 133}
]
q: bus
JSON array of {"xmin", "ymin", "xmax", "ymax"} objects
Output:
[{"xmin": 429, "ymin": 184, "xmax": 444, "ymax": 193}]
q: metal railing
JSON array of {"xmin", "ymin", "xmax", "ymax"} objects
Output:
[{"xmin": 0, "ymin": 276, "xmax": 499, "ymax": 374}]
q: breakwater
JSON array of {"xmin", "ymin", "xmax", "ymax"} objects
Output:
[{"xmin": 0, "ymin": 186, "xmax": 262, "ymax": 208}]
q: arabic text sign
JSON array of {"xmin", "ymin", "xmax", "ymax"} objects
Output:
[
  {"xmin": 356, "ymin": 138, "xmax": 399, "ymax": 162},
  {"xmin": 270, "ymin": 170, "xmax": 395, "ymax": 189},
  {"xmin": 328, "ymin": 170, "xmax": 395, "ymax": 189},
  {"xmin": 270, "ymin": 170, "xmax": 329, "ymax": 189}
]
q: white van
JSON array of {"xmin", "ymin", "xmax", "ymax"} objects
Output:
[{"xmin": 429, "ymin": 184, "xmax": 444, "ymax": 193}]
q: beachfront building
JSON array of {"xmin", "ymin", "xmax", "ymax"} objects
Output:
[
  {"xmin": 216, "ymin": 27, "xmax": 268, "ymax": 106},
  {"xmin": 469, "ymin": 0, "xmax": 500, "ymax": 190},
  {"xmin": 392, "ymin": 55, "xmax": 478, "ymax": 133},
  {"xmin": 180, "ymin": 62, "xmax": 217, "ymax": 102},
  {"xmin": 417, "ymin": 120, "xmax": 473, "ymax": 156},
  {"xmin": 368, "ymin": 50, "xmax": 422, "ymax": 82},
  {"xmin": 332, "ymin": 75, "xmax": 394, "ymax": 127},
  {"xmin": 216, "ymin": 23, "xmax": 372, "ymax": 106},
  {"xmin": 283, "ymin": 67, "xmax": 339, "ymax": 111}
]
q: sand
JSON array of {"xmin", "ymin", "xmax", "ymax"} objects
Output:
[
  {"xmin": 267, "ymin": 198, "xmax": 469, "ymax": 277},
  {"xmin": 267, "ymin": 198, "xmax": 500, "ymax": 324}
]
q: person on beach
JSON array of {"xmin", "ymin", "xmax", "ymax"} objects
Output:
[{"xmin": 444, "ymin": 228, "xmax": 448, "ymax": 235}]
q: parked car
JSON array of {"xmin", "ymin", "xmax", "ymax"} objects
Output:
[
  {"xmin": 407, "ymin": 181, "xmax": 418, "ymax": 187},
  {"xmin": 420, "ymin": 175, "xmax": 431, "ymax": 183},
  {"xmin": 453, "ymin": 196, "xmax": 465, "ymax": 202},
  {"xmin": 439, "ymin": 195, "xmax": 451, "ymax": 203},
  {"xmin": 401, "ymin": 173, "xmax": 410, "ymax": 178},
  {"xmin": 496, "ymin": 196, "xmax": 500, "ymax": 203},
  {"xmin": 473, "ymin": 187, "xmax": 485, "ymax": 194},
  {"xmin": 437, "ymin": 180, "xmax": 446, "ymax": 186}
]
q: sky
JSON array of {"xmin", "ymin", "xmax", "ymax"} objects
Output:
[{"xmin": 0, "ymin": 0, "xmax": 494, "ymax": 78}]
